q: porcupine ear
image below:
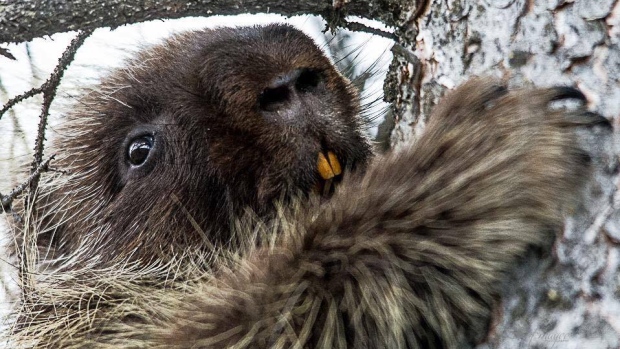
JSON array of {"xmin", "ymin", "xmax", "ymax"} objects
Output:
[{"xmin": 152, "ymin": 78, "xmax": 605, "ymax": 348}]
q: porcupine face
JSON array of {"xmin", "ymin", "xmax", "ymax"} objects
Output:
[{"xmin": 40, "ymin": 24, "xmax": 372, "ymax": 264}]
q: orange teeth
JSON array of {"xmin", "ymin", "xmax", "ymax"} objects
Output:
[
  {"xmin": 327, "ymin": 151, "xmax": 342, "ymax": 176},
  {"xmin": 318, "ymin": 151, "xmax": 342, "ymax": 180}
]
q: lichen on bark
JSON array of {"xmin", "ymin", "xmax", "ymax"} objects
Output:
[{"xmin": 387, "ymin": 0, "xmax": 620, "ymax": 347}]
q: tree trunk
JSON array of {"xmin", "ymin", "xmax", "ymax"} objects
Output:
[{"xmin": 387, "ymin": 1, "xmax": 620, "ymax": 347}]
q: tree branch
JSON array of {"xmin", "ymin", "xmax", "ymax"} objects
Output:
[
  {"xmin": 28, "ymin": 30, "xmax": 93, "ymax": 195},
  {"xmin": 0, "ymin": 86, "xmax": 43, "ymax": 122},
  {"xmin": 0, "ymin": 0, "xmax": 407, "ymax": 44},
  {"xmin": 0, "ymin": 155, "xmax": 55, "ymax": 213}
]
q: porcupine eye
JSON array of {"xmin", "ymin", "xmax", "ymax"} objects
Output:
[{"xmin": 127, "ymin": 135, "xmax": 154, "ymax": 166}]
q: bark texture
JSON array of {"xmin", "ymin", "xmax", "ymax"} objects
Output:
[
  {"xmin": 0, "ymin": 0, "xmax": 410, "ymax": 44},
  {"xmin": 386, "ymin": 1, "xmax": 620, "ymax": 348}
]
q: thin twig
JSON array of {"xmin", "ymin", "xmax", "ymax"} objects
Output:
[
  {"xmin": 13, "ymin": 30, "xmax": 93, "ymax": 301},
  {"xmin": 1, "ymin": 155, "xmax": 55, "ymax": 213},
  {"xmin": 0, "ymin": 86, "xmax": 44, "ymax": 121},
  {"xmin": 28, "ymin": 29, "xmax": 93, "ymax": 194},
  {"xmin": 340, "ymin": 21, "xmax": 397, "ymax": 40}
]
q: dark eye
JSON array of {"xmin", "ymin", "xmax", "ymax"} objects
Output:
[{"xmin": 127, "ymin": 135, "xmax": 154, "ymax": 166}]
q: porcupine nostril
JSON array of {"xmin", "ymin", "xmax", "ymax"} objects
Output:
[{"xmin": 259, "ymin": 68, "xmax": 321, "ymax": 112}]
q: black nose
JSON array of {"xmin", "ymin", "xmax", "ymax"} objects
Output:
[{"xmin": 259, "ymin": 68, "xmax": 321, "ymax": 112}]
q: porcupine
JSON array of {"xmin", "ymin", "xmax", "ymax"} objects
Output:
[{"xmin": 5, "ymin": 24, "xmax": 609, "ymax": 348}]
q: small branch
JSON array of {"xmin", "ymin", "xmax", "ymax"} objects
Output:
[
  {"xmin": 1, "ymin": 155, "xmax": 55, "ymax": 213},
  {"xmin": 28, "ymin": 29, "xmax": 93, "ymax": 195},
  {"xmin": 0, "ymin": 30, "xmax": 93, "ymax": 124},
  {"xmin": 0, "ymin": 86, "xmax": 44, "ymax": 122},
  {"xmin": 336, "ymin": 20, "xmax": 398, "ymax": 40}
]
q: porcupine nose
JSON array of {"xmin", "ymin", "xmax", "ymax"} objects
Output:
[{"xmin": 258, "ymin": 68, "xmax": 322, "ymax": 119}]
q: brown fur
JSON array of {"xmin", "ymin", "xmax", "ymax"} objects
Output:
[
  {"xmin": 29, "ymin": 24, "xmax": 371, "ymax": 266},
  {"xmin": 6, "ymin": 24, "xmax": 608, "ymax": 348}
]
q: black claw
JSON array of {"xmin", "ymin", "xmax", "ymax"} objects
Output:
[
  {"xmin": 584, "ymin": 112, "xmax": 612, "ymax": 129},
  {"xmin": 577, "ymin": 150, "xmax": 592, "ymax": 165},
  {"xmin": 550, "ymin": 86, "xmax": 586, "ymax": 102},
  {"xmin": 481, "ymin": 85, "xmax": 508, "ymax": 109},
  {"xmin": 489, "ymin": 84, "xmax": 508, "ymax": 99}
]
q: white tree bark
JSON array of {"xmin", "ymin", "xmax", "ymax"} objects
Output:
[{"xmin": 387, "ymin": 1, "xmax": 620, "ymax": 347}]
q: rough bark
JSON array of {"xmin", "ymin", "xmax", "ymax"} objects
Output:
[
  {"xmin": 1, "ymin": 0, "xmax": 619, "ymax": 348},
  {"xmin": 386, "ymin": 1, "xmax": 620, "ymax": 348},
  {"xmin": 0, "ymin": 0, "xmax": 411, "ymax": 44}
]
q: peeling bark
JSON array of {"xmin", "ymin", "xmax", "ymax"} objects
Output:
[{"xmin": 388, "ymin": 0, "xmax": 620, "ymax": 347}]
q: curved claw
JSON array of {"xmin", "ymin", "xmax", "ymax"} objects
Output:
[
  {"xmin": 584, "ymin": 112, "xmax": 612, "ymax": 129},
  {"xmin": 488, "ymin": 84, "xmax": 509, "ymax": 99},
  {"xmin": 560, "ymin": 111, "xmax": 612, "ymax": 129},
  {"xmin": 549, "ymin": 86, "xmax": 586, "ymax": 102}
]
